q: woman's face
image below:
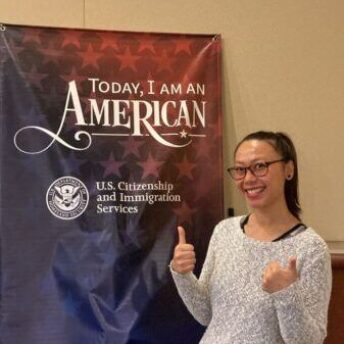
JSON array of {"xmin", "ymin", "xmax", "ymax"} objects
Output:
[{"xmin": 234, "ymin": 139, "xmax": 293, "ymax": 211}]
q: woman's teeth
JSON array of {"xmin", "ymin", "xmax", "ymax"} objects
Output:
[{"xmin": 246, "ymin": 187, "xmax": 264, "ymax": 195}]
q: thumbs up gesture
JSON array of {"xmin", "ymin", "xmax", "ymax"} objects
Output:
[
  {"xmin": 262, "ymin": 257, "xmax": 299, "ymax": 293},
  {"xmin": 171, "ymin": 226, "xmax": 196, "ymax": 274}
]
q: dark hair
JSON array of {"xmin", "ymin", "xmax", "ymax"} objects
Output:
[{"xmin": 234, "ymin": 131, "xmax": 301, "ymax": 220}]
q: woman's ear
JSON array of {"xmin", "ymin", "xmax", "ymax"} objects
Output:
[{"xmin": 285, "ymin": 160, "xmax": 294, "ymax": 180}]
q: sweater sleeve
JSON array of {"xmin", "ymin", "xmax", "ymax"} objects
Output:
[
  {"xmin": 170, "ymin": 224, "xmax": 219, "ymax": 326},
  {"xmin": 272, "ymin": 241, "xmax": 332, "ymax": 344}
]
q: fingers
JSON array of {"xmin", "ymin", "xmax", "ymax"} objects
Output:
[
  {"xmin": 262, "ymin": 261, "xmax": 280, "ymax": 291},
  {"xmin": 262, "ymin": 257, "xmax": 298, "ymax": 293},
  {"xmin": 288, "ymin": 256, "xmax": 297, "ymax": 272},
  {"xmin": 177, "ymin": 226, "xmax": 186, "ymax": 244},
  {"xmin": 172, "ymin": 226, "xmax": 196, "ymax": 274}
]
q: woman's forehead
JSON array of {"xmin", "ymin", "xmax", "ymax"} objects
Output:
[{"xmin": 235, "ymin": 140, "xmax": 278, "ymax": 160}]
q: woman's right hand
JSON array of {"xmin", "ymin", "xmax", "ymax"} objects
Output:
[{"xmin": 171, "ymin": 226, "xmax": 196, "ymax": 274}]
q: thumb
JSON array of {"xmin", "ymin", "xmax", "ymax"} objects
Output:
[
  {"xmin": 287, "ymin": 256, "xmax": 297, "ymax": 272},
  {"xmin": 177, "ymin": 226, "xmax": 187, "ymax": 244}
]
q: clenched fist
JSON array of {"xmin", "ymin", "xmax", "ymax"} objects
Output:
[
  {"xmin": 262, "ymin": 256, "xmax": 298, "ymax": 293},
  {"xmin": 171, "ymin": 226, "xmax": 196, "ymax": 274}
]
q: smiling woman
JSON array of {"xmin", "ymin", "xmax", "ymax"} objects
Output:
[{"xmin": 170, "ymin": 131, "xmax": 332, "ymax": 344}]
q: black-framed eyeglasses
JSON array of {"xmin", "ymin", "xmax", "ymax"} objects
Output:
[{"xmin": 227, "ymin": 159, "xmax": 286, "ymax": 180}]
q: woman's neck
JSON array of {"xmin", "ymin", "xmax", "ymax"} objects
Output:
[{"xmin": 246, "ymin": 209, "xmax": 299, "ymax": 241}]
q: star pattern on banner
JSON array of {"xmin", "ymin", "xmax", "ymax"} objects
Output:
[
  {"xmin": 99, "ymin": 33, "xmax": 120, "ymax": 52},
  {"xmin": 100, "ymin": 152, "xmax": 125, "ymax": 178},
  {"xmin": 138, "ymin": 35, "xmax": 156, "ymax": 54},
  {"xmin": 138, "ymin": 153, "xmax": 164, "ymax": 179},
  {"xmin": 174, "ymin": 155, "xmax": 196, "ymax": 180},
  {"xmin": 117, "ymin": 47, "xmax": 141, "ymax": 72},
  {"xmin": 153, "ymin": 50, "xmax": 175, "ymax": 74},
  {"xmin": 78, "ymin": 44, "xmax": 102, "ymax": 69},
  {"xmin": 119, "ymin": 136, "xmax": 145, "ymax": 159},
  {"xmin": 61, "ymin": 30, "xmax": 82, "ymax": 49},
  {"xmin": 173, "ymin": 37, "xmax": 193, "ymax": 55}
]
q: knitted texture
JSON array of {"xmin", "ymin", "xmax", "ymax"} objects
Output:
[{"xmin": 171, "ymin": 216, "xmax": 332, "ymax": 344}]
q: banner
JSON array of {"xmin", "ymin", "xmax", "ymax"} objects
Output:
[{"xmin": 0, "ymin": 23, "xmax": 223, "ymax": 344}]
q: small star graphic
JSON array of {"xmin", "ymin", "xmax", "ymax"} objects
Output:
[
  {"xmin": 99, "ymin": 33, "xmax": 119, "ymax": 51},
  {"xmin": 119, "ymin": 136, "xmax": 145, "ymax": 159},
  {"xmin": 138, "ymin": 153, "xmax": 163, "ymax": 179},
  {"xmin": 61, "ymin": 30, "xmax": 82, "ymax": 49},
  {"xmin": 172, "ymin": 37, "xmax": 193, "ymax": 55},
  {"xmin": 179, "ymin": 130, "xmax": 188, "ymax": 138},
  {"xmin": 137, "ymin": 35, "xmax": 156, "ymax": 54},
  {"xmin": 100, "ymin": 152, "xmax": 125, "ymax": 178},
  {"xmin": 78, "ymin": 44, "xmax": 102, "ymax": 69},
  {"xmin": 116, "ymin": 47, "xmax": 140, "ymax": 72},
  {"xmin": 153, "ymin": 50, "xmax": 175, "ymax": 74},
  {"xmin": 175, "ymin": 155, "xmax": 196, "ymax": 180}
]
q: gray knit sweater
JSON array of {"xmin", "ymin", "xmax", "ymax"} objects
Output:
[{"xmin": 171, "ymin": 216, "xmax": 332, "ymax": 344}]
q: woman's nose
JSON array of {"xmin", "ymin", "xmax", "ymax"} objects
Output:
[{"xmin": 244, "ymin": 168, "xmax": 257, "ymax": 181}]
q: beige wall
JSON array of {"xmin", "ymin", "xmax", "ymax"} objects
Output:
[{"xmin": 1, "ymin": 1, "xmax": 344, "ymax": 244}]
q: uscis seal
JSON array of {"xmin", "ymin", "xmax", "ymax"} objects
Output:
[{"xmin": 46, "ymin": 176, "xmax": 89, "ymax": 220}]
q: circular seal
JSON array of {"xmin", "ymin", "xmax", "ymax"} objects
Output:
[{"xmin": 46, "ymin": 176, "xmax": 89, "ymax": 220}]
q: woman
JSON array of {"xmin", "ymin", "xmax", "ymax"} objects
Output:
[{"xmin": 170, "ymin": 131, "xmax": 332, "ymax": 344}]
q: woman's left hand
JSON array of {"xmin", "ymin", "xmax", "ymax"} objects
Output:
[{"xmin": 262, "ymin": 257, "xmax": 298, "ymax": 293}]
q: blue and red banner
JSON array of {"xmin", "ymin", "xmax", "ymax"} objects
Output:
[{"xmin": 0, "ymin": 23, "xmax": 223, "ymax": 344}]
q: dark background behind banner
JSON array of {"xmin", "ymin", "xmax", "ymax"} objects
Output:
[{"xmin": 0, "ymin": 24, "xmax": 223, "ymax": 344}]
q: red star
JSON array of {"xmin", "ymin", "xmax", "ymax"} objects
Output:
[
  {"xmin": 172, "ymin": 200, "xmax": 197, "ymax": 225},
  {"xmin": 78, "ymin": 44, "xmax": 102, "ymax": 69},
  {"xmin": 100, "ymin": 152, "xmax": 125, "ymax": 177},
  {"xmin": 119, "ymin": 136, "xmax": 145, "ymax": 159},
  {"xmin": 153, "ymin": 50, "xmax": 175, "ymax": 74},
  {"xmin": 138, "ymin": 153, "xmax": 163, "ymax": 179},
  {"xmin": 175, "ymin": 155, "xmax": 196, "ymax": 180},
  {"xmin": 22, "ymin": 28, "xmax": 41, "ymax": 45},
  {"xmin": 173, "ymin": 37, "xmax": 193, "ymax": 55},
  {"xmin": 116, "ymin": 47, "xmax": 140, "ymax": 71},
  {"xmin": 61, "ymin": 30, "xmax": 82, "ymax": 49},
  {"xmin": 99, "ymin": 32, "xmax": 119, "ymax": 51},
  {"xmin": 138, "ymin": 35, "xmax": 156, "ymax": 54}
]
